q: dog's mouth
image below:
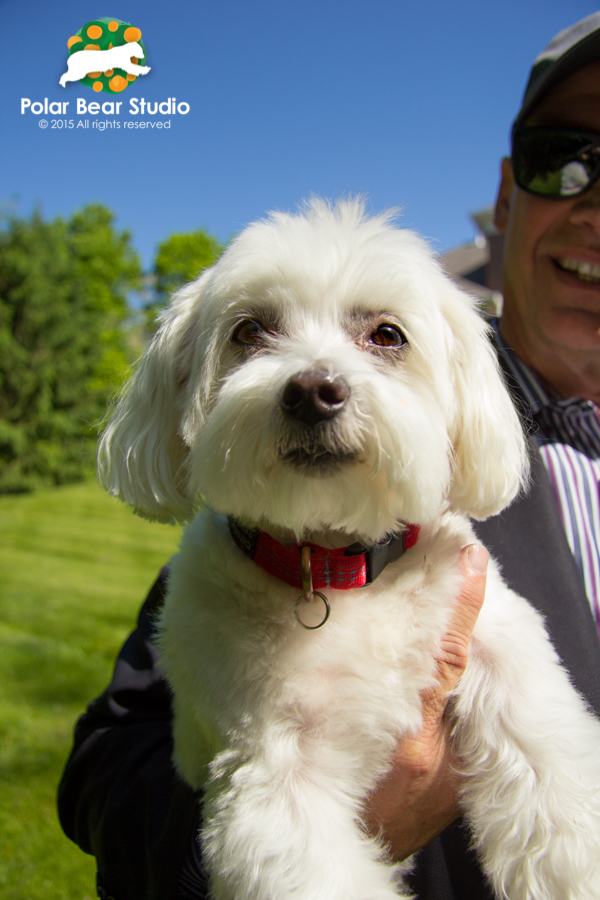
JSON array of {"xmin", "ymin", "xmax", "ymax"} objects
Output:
[{"xmin": 282, "ymin": 446, "xmax": 357, "ymax": 474}]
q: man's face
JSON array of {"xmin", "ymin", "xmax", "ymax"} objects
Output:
[{"xmin": 495, "ymin": 61, "xmax": 600, "ymax": 378}]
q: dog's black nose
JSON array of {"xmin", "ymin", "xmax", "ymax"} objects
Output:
[{"xmin": 281, "ymin": 369, "xmax": 350, "ymax": 426}]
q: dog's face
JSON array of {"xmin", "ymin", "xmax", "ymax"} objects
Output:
[
  {"xmin": 100, "ymin": 200, "xmax": 527, "ymax": 541},
  {"xmin": 125, "ymin": 42, "xmax": 144, "ymax": 59}
]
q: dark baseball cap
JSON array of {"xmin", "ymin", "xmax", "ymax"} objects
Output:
[{"xmin": 514, "ymin": 12, "xmax": 600, "ymax": 130}]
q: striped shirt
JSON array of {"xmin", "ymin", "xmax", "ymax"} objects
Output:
[{"xmin": 494, "ymin": 321, "xmax": 600, "ymax": 638}]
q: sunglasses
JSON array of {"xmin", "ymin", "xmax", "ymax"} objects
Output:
[{"xmin": 512, "ymin": 126, "xmax": 600, "ymax": 199}]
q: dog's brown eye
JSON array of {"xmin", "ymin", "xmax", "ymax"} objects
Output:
[
  {"xmin": 369, "ymin": 324, "xmax": 407, "ymax": 348},
  {"xmin": 233, "ymin": 319, "xmax": 268, "ymax": 346}
]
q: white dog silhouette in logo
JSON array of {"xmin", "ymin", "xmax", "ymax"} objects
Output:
[
  {"xmin": 100, "ymin": 199, "xmax": 600, "ymax": 900},
  {"xmin": 59, "ymin": 41, "xmax": 150, "ymax": 87}
]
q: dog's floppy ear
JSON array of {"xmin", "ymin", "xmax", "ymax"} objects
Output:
[
  {"xmin": 98, "ymin": 282, "xmax": 205, "ymax": 523},
  {"xmin": 442, "ymin": 285, "xmax": 529, "ymax": 519}
]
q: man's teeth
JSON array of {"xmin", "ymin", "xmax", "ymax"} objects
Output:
[{"xmin": 558, "ymin": 258, "xmax": 600, "ymax": 282}]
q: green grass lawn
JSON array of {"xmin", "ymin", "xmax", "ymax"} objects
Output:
[{"xmin": 0, "ymin": 480, "xmax": 182, "ymax": 899}]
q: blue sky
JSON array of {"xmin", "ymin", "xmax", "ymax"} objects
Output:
[{"xmin": 0, "ymin": 0, "xmax": 597, "ymax": 273}]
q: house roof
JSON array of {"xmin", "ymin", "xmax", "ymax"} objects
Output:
[
  {"xmin": 438, "ymin": 241, "xmax": 489, "ymax": 280},
  {"xmin": 437, "ymin": 232, "xmax": 502, "ymax": 314}
]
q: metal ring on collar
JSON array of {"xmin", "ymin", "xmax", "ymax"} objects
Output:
[{"xmin": 294, "ymin": 591, "xmax": 331, "ymax": 629}]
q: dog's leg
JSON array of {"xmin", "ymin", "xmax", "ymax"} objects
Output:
[
  {"xmin": 200, "ymin": 742, "xmax": 413, "ymax": 900},
  {"xmin": 452, "ymin": 583, "xmax": 600, "ymax": 900}
]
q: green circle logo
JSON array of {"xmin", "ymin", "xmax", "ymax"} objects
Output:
[{"xmin": 60, "ymin": 18, "xmax": 149, "ymax": 94}]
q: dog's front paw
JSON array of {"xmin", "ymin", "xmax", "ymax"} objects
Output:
[{"xmin": 201, "ymin": 753, "xmax": 415, "ymax": 900}]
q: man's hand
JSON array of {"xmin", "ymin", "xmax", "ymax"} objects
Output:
[{"xmin": 363, "ymin": 543, "xmax": 489, "ymax": 860}]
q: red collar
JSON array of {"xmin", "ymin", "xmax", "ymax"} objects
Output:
[{"xmin": 228, "ymin": 518, "xmax": 420, "ymax": 591}]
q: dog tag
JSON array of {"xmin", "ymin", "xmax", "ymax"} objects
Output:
[{"xmin": 294, "ymin": 591, "xmax": 331, "ymax": 629}]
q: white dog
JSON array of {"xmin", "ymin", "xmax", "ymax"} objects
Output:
[
  {"xmin": 59, "ymin": 42, "xmax": 150, "ymax": 87},
  {"xmin": 100, "ymin": 199, "xmax": 600, "ymax": 899}
]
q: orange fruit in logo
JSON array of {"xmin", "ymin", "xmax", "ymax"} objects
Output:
[
  {"xmin": 85, "ymin": 44, "xmax": 100, "ymax": 51},
  {"xmin": 93, "ymin": 81, "xmax": 103, "ymax": 92},
  {"xmin": 87, "ymin": 71, "xmax": 102, "ymax": 78},
  {"xmin": 109, "ymin": 75, "xmax": 128, "ymax": 92},
  {"xmin": 124, "ymin": 26, "xmax": 142, "ymax": 42},
  {"xmin": 86, "ymin": 25, "xmax": 103, "ymax": 39},
  {"xmin": 108, "ymin": 21, "xmax": 119, "ymax": 32},
  {"xmin": 104, "ymin": 69, "xmax": 114, "ymax": 77},
  {"xmin": 67, "ymin": 35, "xmax": 82, "ymax": 49}
]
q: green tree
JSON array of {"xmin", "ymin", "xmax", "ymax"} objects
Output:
[
  {"xmin": 0, "ymin": 204, "xmax": 142, "ymax": 492},
  {"xmin": 149, "ymin": 229, "xmax": 224, "ymax": 326}
]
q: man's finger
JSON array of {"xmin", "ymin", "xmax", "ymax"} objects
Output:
[{"xmin": 436, "ymin": 543, "xmax": 488, "ymax": 690}]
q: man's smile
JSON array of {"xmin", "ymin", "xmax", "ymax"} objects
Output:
[{"xmin": 555, "ymin": 257, "xmax": 600, "ymax": 283}]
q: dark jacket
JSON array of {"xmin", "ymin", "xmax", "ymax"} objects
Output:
[{"xmin": 58, "ymin": 450, "xmax": 600, "ymax": 900}]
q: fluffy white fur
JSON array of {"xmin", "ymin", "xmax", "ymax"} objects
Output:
[{"xmin": 100, "ymin": 198, "xmax": 600, "ymax": 899}]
